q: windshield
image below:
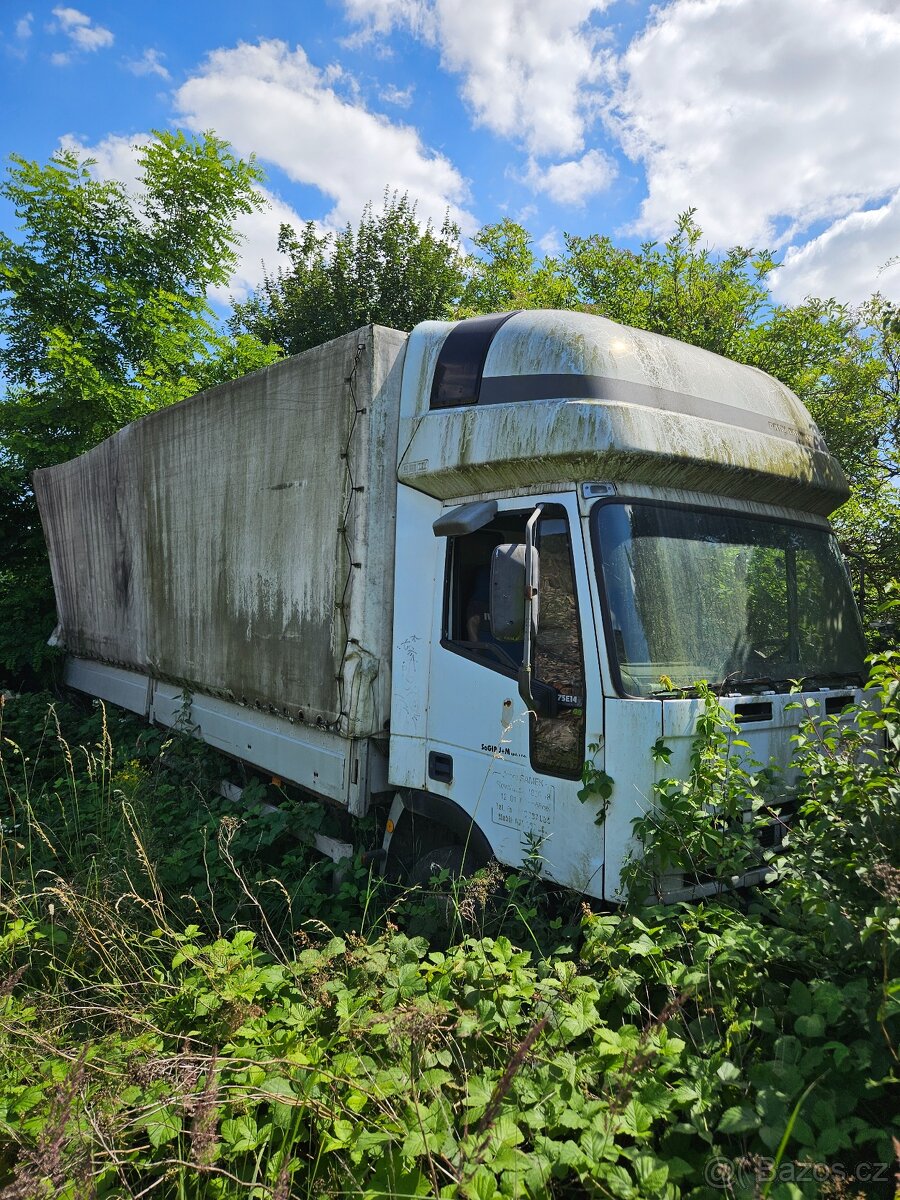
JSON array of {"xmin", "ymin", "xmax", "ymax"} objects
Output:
[{"xmin": 592, "ymin": 502, "xmax": 867, "ymax": 697}]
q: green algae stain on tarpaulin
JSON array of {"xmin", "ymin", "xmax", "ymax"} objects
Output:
[{"xmin": 34, "ymin": 326, "xmax": 408, "ymax": 738}]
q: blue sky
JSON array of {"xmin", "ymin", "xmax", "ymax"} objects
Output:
[{"xmin": 2, "ymin": 0, "xmax": 899, "ymax": 312}]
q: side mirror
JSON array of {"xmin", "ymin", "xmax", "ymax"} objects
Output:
[{"xmin": 490, "ymin": 543, "xmax": 539, "ymax": 641}]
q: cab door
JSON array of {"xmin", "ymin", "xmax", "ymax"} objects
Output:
[{"xmin": 425, "ymin": 497, "xmax": 606, "ymax": 895}]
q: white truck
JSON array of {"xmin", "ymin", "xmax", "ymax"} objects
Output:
[{"xmin": 33, "ymin": 309, "xmax": 868, "ymax": 900}]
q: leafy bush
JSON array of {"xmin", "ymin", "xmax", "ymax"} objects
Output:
[{"xmin": 0, "ymin": 654, "xmax": 898, "ymax": 1197}]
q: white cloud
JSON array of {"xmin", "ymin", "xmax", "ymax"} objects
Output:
[
  {"xmin": 537, "ymin": 227, "xmax": 563, "ymax": 256},
  {"xmin": 49, "ymin": 6, "xmax": 113, "ymax": 58},
  {"xmin": 59, "ymin": 132, "xmax": 148, "ymax": 192},
  {"xmin": 343, "ymin": 0, "xmax": 614, "ymax": 158},
  {"xmin": 525, "ymin": 148, "xmax": 615, "ymax": 206},
  {"xmin": 127, "ymin": 47, "xmax": 170, "ymax": 80},
  {"xmin": 213, "ymin": 192, "xmax": 299, "ymax": 304},
  {"xmin": 172, "ymin": 39, "xmax": 475, "ymax": 233},
  {"xmin": 380, "ymin": 82, "xmax": 413, "ymax": 107},
  {"xmin": 344, "ymin": 0, "xmax": 435, "ymax": 40},
  {"xmin": 772, "ymin": 191, "xmax": 900, "ymax": 306},
  {"xmin": 5, "ymin": 11, "xmax": 32, "ymax": 57},
  {"xmin": 613, "ymin": 0, "xmax": 900, "ymax": 255},
  {"xmin": 57, "ymin": 132, "xmax": 296, "ymax": 302}
]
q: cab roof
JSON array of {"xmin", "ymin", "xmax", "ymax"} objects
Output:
[{"xmin": 398, "ymin": 309, "xmax": 848, "ymax": 514}]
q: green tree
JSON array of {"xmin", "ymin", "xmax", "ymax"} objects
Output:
[
  {"xmin": 457, "ymin": 218, "xmax": 575, "ymax": 314},
  {"xmin": 741, "ymin": 297, "xmax": 885, "ymax": 490},
  {"xmin": 860, "ymin": 292, "xmax": 900, "ymax": 483},
  {"xmin": 232, "ymin": 192, "xmax": 466, "ymax": 354},
  {"xmin": 565, "ymin": 208, "xmax": 776, "ymax": 357},
  {"xmin": 738, "ymin": 295, "xmax": 899, "ymax": 605},
  {"xmin": 823, "ymin": 294, "xmax": 900, "ymax": 613},
  {"xmin": 0, "ymin": 131, "xmax": 281, "ymax": 680}
]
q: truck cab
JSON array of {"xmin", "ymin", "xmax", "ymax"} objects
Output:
[{"xmin": 385, "ymin": 310, "xmax": 867, "ymax": 901}]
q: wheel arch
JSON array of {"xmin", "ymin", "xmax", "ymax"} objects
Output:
[{"xmin": 384, "ymin": 789, "xmax": 495, "ymax": 864}]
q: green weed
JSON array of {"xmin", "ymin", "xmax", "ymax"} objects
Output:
[{"xmin": 0, "ymin": 654, "xmax": 897, "ymax": 1197}]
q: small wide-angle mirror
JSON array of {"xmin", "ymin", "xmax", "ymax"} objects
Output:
[
  {"xmin": 490, "ymin": 543, "xmax": 539, "ymax": 641},
  {"xmin": 529, "ymin": 677, "xmax": 559, "ymax": 719}
]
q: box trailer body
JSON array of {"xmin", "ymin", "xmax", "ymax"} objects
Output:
[{"xmin": 34, "ymin": 310, "xmax": 869, "ymax": 900}]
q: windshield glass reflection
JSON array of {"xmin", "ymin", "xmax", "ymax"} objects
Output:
[{"xmin": 593, "ymin": 503, "xmax": 867, "ymax": 697}]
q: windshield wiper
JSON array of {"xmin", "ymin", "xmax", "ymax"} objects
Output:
[
  {"xmin": 647, "ymin": 677, "xmax": 782, "ymax": 697},
  {"xmin": 646, "ymin": 670, "xmax": 864, "ymax": 699},
  {"xmin": 647, "ymin": 683, "xmax": 704, "ymax": 698},
  {"xmin": 794, "ymin": 671, "xmax": 865, "ymax": 689},
  {"xmin": 722, "ymin": 675, "xmax": 784, "ymax": 692},
  {"xmin": 727, "ymin": 671, "xmax": 864, "ymax": 694}
]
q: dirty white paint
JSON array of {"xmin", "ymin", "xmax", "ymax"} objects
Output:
[
  {"xmin": 388, "ymin": 483, "xmax": 441, "ymax": 791},
  {"xmin": 415, "ymin": 492, "xmax": 607, "ymax": 895},
  {"xmin": 602, "ymin": 696, "xmax": 664, "ymax": 899}
]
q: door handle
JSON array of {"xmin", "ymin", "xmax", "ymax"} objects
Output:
[{"xmin": 428, "ymin": 751, "xmax": 453, "ymax": 784}]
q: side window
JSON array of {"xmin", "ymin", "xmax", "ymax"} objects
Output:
[
  {"xmin": 531, "ymin": 513, "xmax": 586, "ymax": 778},
  {"xmin": 444, "ymin": 513, "xmax": 528, "ymax": 673},
  {"xmin": 443, "ymin": 505, "xmax": 586, "ymax": 779}
]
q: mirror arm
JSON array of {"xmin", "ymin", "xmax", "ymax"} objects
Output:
[{"xmin": 517, "ymin": 505, "xmax": 542, "ymax": 711}]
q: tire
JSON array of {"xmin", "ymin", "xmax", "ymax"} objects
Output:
[
  {"xmin": 386, "ymin": 810, "xmax": 488, "ymax": 886},
  {"xmin": 408, "ymin": 843, "xmax": 468, "ymax": 888}
]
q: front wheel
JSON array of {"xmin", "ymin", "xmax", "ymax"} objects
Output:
[
  {"xmin": 408, "ymin": 843, "xmax": 471, "ymax": 888},
  {"xmin": 385, "ymin": 808, "xmax": 488, "ymax": 885}
]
